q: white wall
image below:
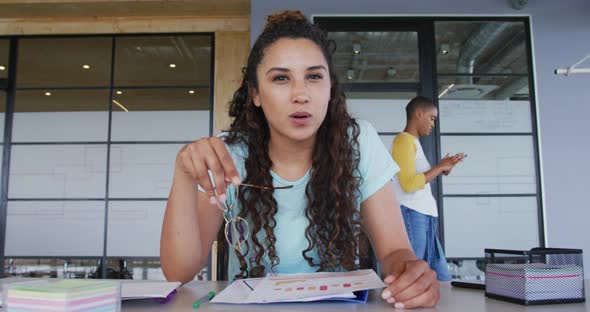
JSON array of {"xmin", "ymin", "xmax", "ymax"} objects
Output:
[{"xmin": 252, "ymin": 0, "xmax": 590, "ymax": 275}]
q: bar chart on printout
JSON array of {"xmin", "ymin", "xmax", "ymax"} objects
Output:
[
  {"xmin": 272, "ymin": 281, "xmax": 367, "ymax": 292},
  {"xmin": 244, "ymin": 269, "xmax": 386, "ymax": 302}
]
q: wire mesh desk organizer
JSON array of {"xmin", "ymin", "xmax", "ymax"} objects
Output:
[{"xmin": 485, "ymin": 248, "xmax": 585, "ymax": 305}]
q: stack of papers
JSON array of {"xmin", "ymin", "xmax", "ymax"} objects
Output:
[
  {"xmin": 3, "ymin": 279, "xmax": 120, "ymax": 312},
  {"xmin": 0, "ymin": 280, "xmax": 182, "ymax": 307},
  {"xmin": 486, "ymin": 263, "xmax": 584, "ymax": 302},
  {"xmin": 212, "ymin": 269, "xmax": 385, "ymax": 304},
  {"xmin": 120, "ymin": 281, "xmax": 181, "ymax": 300}
]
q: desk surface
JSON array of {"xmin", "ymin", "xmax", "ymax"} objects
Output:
[{"xmin": 123, "ymin": 280, "xmax": 590, "ymax": 312}]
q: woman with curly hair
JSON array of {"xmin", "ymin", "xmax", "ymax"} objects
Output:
[{"xmin": 161, "ymin": 10, "xmax": 439, "ymax": 309}]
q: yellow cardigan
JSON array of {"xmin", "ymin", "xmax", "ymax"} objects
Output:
[{"xmin": 391, "ymin": 132, "xmax": 426, "ymax": 193}]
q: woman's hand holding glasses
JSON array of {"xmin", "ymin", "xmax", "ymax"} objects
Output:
[
  {"xmin": 176, "ymin": 137, "xmax": 242, "ymax": 205},
  {"xmin": 176, "ymin": 138, "xmax": 294, "ymax": 252},
  {"xmin": 216, "ymin": 183, "xmax": 293, "ymax": 252}
]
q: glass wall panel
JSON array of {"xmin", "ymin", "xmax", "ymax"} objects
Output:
[
  {"xmin": 0, "ymin": 90, "xmax": 5, "ymax": 142},
  {"xmin": 437, "ymin": 75, "xmax": 529, "ymax": 102},
  {"xmin": 380, "ymin": 134, "xmax": 396, "ymax": 153},
  {"xmin": 5, "ymin": 201, "xmax": 105, "ymax": 257},
  {"xmin": 108, "ymin": 144, "xmax": 182, "ymax": 198},
  {"xmin": 329, "ymin": 32, "xmax": 419, "ymax": 83},
  {"xmin": 13, "ymin": 89, "xmax": 109, "ymax": 142},
  {"xmin": 443, "ymin": 196, "xmax": 538, "ymax": 258},
  {"xmin": 110, "ymin": 88, "xmax": 210, "ymax": 141},
  {"xmin": 101, "ymin": 259, "xmax": 194, "ymax": 281},
  {"xmin": 126, "ymin": 260, "xmax": 170, "ymax": 281},
  {"xmin": 17, "ymin": 37, "xmax": 112, "ymax": 88},
  {"xmin": 439, "ymin": 100, "xmax": 532, "ymax": 133},
  {"xmin": 435, "ymin": 21, "xmax": 528, "ymax": 76},
  {"xmin": 346, "ymin": 91, "xmax": 417, "ymax": 100},
  {"xmin": 102, "ymin": 259, "xmax": 171, "ymax": 280},
  {"xmin": 113, "ymin": 36, "xmax": 211, "ymax": 87},
  {"xmin": 435, "ymin": 20, "xmax": 539, "ymax": 268},
  {"xmin": 0, "ymin": 39, "xmax": 9, "ymax": 80},
  {"xmin": 441, "ymin": 136, "xmax": 536, "ymax": 194},
  {"xmin": 1, "ymin": 34, "xmax": 213, "ymax": 279},
  {"xmin": 107, "ymin": 201, "xmax": 166, "ymax": 257},
  {"xmin": 346, "ymin": 92, "xmax": 416, "ymax": 154},
  {"xmin": 4, "ymin": 258, "xmax": 100, "ymax": 278},
  {"xmin": 347, "ymin": 99, "xmax": 407, "ymax": 133},
  {"xmin": 9, "ymin": 145, "xmax": 107, "ymax": 198}
]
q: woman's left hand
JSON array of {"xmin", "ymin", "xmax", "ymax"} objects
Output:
[
  {"xmin": 380, "ymin": 259, "xmax": 440, "ymax": 309},
  {"xmin": 359, "ymin": 182, "xmax": 440, "ymax": 308}
]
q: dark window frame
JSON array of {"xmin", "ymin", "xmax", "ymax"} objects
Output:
[
  {"xmin": 314, "ymin": 16, "xmax": 544, "ymax": 262},
  {"xmin": 0, "ymin": 33, "xmax": 215, "ymax": 279}
]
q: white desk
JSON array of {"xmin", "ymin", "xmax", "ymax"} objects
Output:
[{"xmin": 123, "ymin": 280, "xmax": 590, "ymax": 311}]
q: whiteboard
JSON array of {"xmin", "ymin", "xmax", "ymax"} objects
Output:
[
  {"xmin": 4, "ymin": 94, "xmax": 541, "ymax": 260},
  {"xmin": 107, "ymin": 201, "xmax": 166, "ymax": 257},
  {"xmin": 379, "ymin": 134, "xmax": 396, "ymax": 154},
  {"xmin": 111, "ymin": 110, "xmax": 210, "ymax": 141},
  {"xmin": 13, "ymin": 111, "xmax": 108, "ymax": 142},
  {"xmin": 108, "ymin": 144, "xmax": 183, "ymax": 198},
  {"xmin": 439, "ymin": 100, "xmax": 532, "ymax": 133},
  {"xmin": 5, "ymin": 201, "xmax": 105, "ymax": 257},
  {"xmin": 441, "ymin": 135, "xmax": 537, "ymax": 194},
  {"xmin": 347, "ymin": 99, "xmax": 406, "ymax": 133},
  {"xmin": 9, "ymin": 145, "xmax": 107, "ymax": 198},
  {"xmin": 443, "ymin": 196, "xmax": 539, "ymax": 258}
]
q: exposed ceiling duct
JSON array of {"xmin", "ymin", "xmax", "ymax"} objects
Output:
[
  {"xmin": 456, "ymin": 23, "xmax": 512, "ymax": 85},
  {"xmin": 478, "ymin": 30, "xmax": 525, "ymax": 74},
  {"xmin": 494, "ymin": 76, "xmax": 528, "ymax": 100},
  {"xmin": 479, "ymin": 30, "xmax": 529, "ymax": 100},
  {"xmin": 441, "ymin": 23, "xmax": 517, "ymax": 100}
]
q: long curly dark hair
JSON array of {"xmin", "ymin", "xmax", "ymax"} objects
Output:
[{"xmin": 224, "ymin": 10, "xmax": 363, "ymax": 279}]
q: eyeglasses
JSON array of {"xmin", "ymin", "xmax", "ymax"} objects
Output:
[{"xmin": 216, "ymin": 183, "xmax": 293, "ymax": 252}]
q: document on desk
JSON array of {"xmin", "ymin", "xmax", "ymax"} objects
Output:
[
  {"xmin": 211, "ymin": 269, "xmax": 385, "ymax": 304},
  {"xmin": 121, "ymin": 280, "xmax": 181, "ymax": 300}
]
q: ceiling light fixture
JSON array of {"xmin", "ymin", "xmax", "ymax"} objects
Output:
[
  {"xmin": 44, "ymin": 92, "xmax": 52, "ymax": 96},
  {"xmin": 82, "ymin": 64, "xmax": 90, "ymax": 69},
  {"xmin": 112, "ymin": 99, "xmax": 129, "ymax": 112},
  {"xmin": 0, "ymin": 65, "xmax": 5, "ymax": 71},
  {"xmin": 352, "ymin": 43, "xmax": 361, "ymax": 54},
  {"xmin": 346, "ymin": 69, "xmax": 354, "ymax": 80},
  {"xmin": 189, "ymin": 90, "xmax": 195, "ymax": 94},
  {"xmin": 438, "ymin": 83, "xmax": 455, "ymax": 98},
  {"xmin": 440, "ymin": 43, "xmax": 450, "ymax": 55},
  {"xmin": 116, "ymin": 91, "xmax": 123, "ymax": 95},
  {"xmin": 386, "ymin": 67, "xmax": 397, "ymax": 77},
  {"xmin": 169, "ymin": 64, "xmax": 177, "ymax": 68}
]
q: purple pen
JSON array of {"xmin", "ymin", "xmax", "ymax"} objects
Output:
[{"xmin": 153, "ymin": 289, "xmax": 177, "ymax": 304}]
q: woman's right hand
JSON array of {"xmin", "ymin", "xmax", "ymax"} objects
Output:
[
  {"xmin": 176, "ymin": 137, "xmax": 241, "ymax": 205},
  {"xmin": 437, "ymin": 153, "xmax": 465, "ymax": 172}
]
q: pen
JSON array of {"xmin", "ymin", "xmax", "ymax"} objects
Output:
[{"xmin": 193, "ymin": 291, "xmax": 215, "ymax": 308}]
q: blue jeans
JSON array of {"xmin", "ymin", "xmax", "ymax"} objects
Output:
[{"xmin": 401, "ymin": 205, "xmax": 451, "ymax": 281}]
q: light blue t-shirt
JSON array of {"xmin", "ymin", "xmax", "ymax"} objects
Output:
[{"xmin": 220, "ymin": 120, "xmax": 399, "ymax": 280}]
